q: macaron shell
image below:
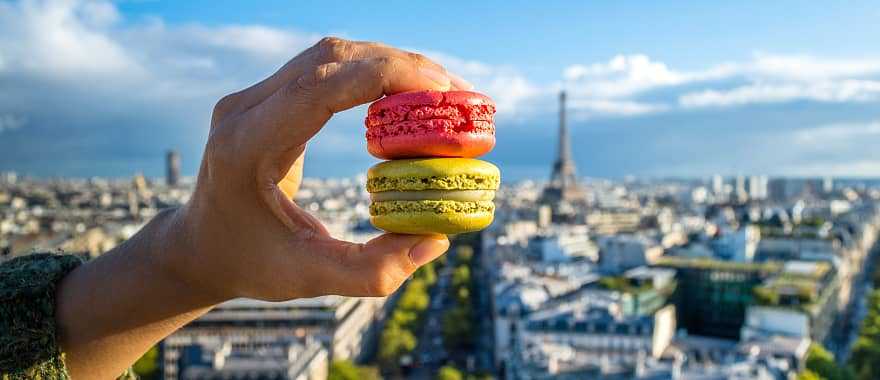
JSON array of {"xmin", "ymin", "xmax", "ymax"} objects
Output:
[
  {"xmin": 366, "ymin": 90, "xmax": 496, "ymax": 159},
  {"xmin": 367, "ymin": 129, "xmax": 495, "ymax": 160},
  {"xmin": 367, "ymin": 90, "xmax": 493, "ymax": 117},
  {"xmin": 368, "ymin": 157, "xmax": 500, "ymax": 182},
  {"xmin": 366, "ymin": 158, "xmax": 500, "ymax": 192},
  {"xmin": 371, "ymin": 210, "xmax": 494, "ymax": 234}
]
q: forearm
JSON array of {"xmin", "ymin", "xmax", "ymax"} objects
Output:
[{"xmin": 55, "ymin": 207, "xmax": 224, "ymax": 379}]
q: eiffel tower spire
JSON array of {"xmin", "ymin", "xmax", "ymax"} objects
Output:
[
  {"xmin": 550, "ymin": 91, "xmax": 578, "ymax": 188},
  {"xmin": 542, "ymin": 90, "xmax": 586, "ymax": 210}
]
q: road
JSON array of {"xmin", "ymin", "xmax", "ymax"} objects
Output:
[
  {"xmin": 405, "ymin": 239, "xmax": 498, "ymax": 379},
  {"xmin": 832, "ymin": 238, "xmax": 879, "ymax": 361},
  {"xmin": 472, "ymin": 243, "xmax": 496, "ymax": 374},
  {"xmin": 408, "ymin": 253, "xmax": 456, "ymax": 379}
]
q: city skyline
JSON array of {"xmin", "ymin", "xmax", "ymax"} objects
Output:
[
  {"xmin": 3, "ymin": 3, "xmax": 880, "ymax": 378},
  {"xmin": 1, "ymin": 1, "xmax": 880, "ymax": 179}
]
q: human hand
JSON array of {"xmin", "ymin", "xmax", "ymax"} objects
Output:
[{"xmin": 164, "ymin": 37, "xmax": 471, "ymax": 301}]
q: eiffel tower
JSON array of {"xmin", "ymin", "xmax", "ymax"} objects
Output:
[{"xmin": 541, "ymin": 91, "xmax": 586, "ymax": 208}]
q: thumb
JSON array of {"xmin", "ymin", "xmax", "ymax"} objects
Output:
[{"xmin": 302, "ymin": 233, "xmax": 449, "ymax": 297}]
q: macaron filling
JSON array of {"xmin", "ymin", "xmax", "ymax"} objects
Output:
[
  {"xmin": 369, "ymin": 200, "xmax": 495, "ymax": 215},
  {"xmin": 369, "ymin": 189, "xmax": 495, "ymax": 202},
  {"xmin": 366, "ymin": 174, "xmax": 500, "ymax": 192}
]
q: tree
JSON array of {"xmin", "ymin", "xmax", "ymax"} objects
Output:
[
  {"xmin": 850, "ymin": 290, "xmax": 880, "ymax": 380},
  {"xmin": 378, "ymin": 324, "xmax": 417, "ymax": 369},
  {"xmin": 456, "ymin": 246, "xmax": 474, "ymax": 264},
  {"xmin": 436, "ymin": 365, "xmax": 464, "ymax": 380},
  {"xmin": 797, "ymin": 370, "xmax": 822, "ymax": 380},
  {"xmin": 390, "ymin": 309, "xmax": 419, "ymax": 330},
  {"xmin": 329, "ymin": 360, "xmax": 383, "ymax": 380},
  {"xmin": 456, "ymin": 286, "xmax": 471, "ymax": 304},
  {"xmin": 398, "ymin": 279, "xmax": 429, "ymax": 312},
  {"xmin": 132, "ymin": 346, "xmax": 159, "ymax": 379},
  {"xmin": 850, "ymin": 336, "xmax": 880, "ymax": 380},
  {"xmin": 452, "ymin": 265, "xmax": 471, "ymax": 290},
  {"xmin": 442, "ymin": 306, "xmax": 473, "ymax": 348},
  {"xmin": 329, "ymin": 360, "xmax": 361, "ymax": 380},
  {"xmin": 414, "ymin": 261, "xmax": 437, "ymax": 285},
  {"xmin": 805, "ymin": 343, "xmax": 854, "ymax": 380}
]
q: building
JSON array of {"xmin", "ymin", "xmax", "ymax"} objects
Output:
[
  {"xmin": 161, "ymin": 296, "xmax": 385, "ymax": 379},
  {"xmin": 598, "ymin": 235, "xmax": 663, "ymax": 273},
  {"xmin": 748, "ymin": 175, "xmax": 769, "ymax": 201},
  {"xmin": 710, "ymin": 225, "xmax": 761, "ymax": 263},
  {"xmin": 166, "ymin": 150, "xmax": 181, "ymax": 187},
  {"xmin": 742, "ymin": 261, "xmax": 839, "ymax": 343},
  {"xmin": 585, "ymin": 209, "xmax": 642, "ymax": 235},
  {"xmin": 528, "ymin": 226, "xmax": 598, "ymax": 262},
  {"xmin": 655, "ymin": 257, "xmax": 779, "ymax": 339},
  {"xmin": 711, "ymin": 175, "xmax": 725, "ymax": 197},
  {"xmin": 512, "ymin": 304, "xmax": 676, "ymax": 379},
  {"xmin": 735, "ymin": 175, "xmax": 748, "ymax": 202},
  {"xmin": 756, "ymin": 232, "xmax": 838, "ymax": 263},
  {"xmin": 173, "ymin": 336, "xmax": 328, "ymax": 380},
  {"xmin": 540, "ymin": 91, "xmax": 588, "ymax": 220},
  {"xmin": 493, "ymin": 266, "xmax": 677, "ymax": 379},
  {"xmin": 767, "ymin": 178, "xmax": 830, "ymax": 203}
]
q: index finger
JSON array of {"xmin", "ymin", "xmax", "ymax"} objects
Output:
[
  {"xmin": 242, "ymin": 55, "xmax": 453, "ymax": 177},
  {"xmin": 223, "ymin": 37, "xmax": 448, "ymax": 115}
]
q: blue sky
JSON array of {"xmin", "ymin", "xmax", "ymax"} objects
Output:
[{"xmin": 1, "ymin": 0, "xmax": 879, "ymax": 180}]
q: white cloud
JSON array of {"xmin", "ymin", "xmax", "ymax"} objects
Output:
[
  {"xmin": 780, "ymin": 160, "xmax": 880, "ymax": 177},
  {"xmin": 3, "ymin": 0, "xmax": 880, "ymax": 182},
  {"xmin": 562, "ymin": 54, "xmax": 736, "ymax": 99},
  {"xmin": 9, "ymin": 0, "xmax": 877, "ymax": 129},
  {"xmin": 748, "ymin": 53, "xmax": 880, "ymax": 81},
  {"xmin": 679, "ymin": 80, "xmax": 880, "ymax": 108},
  {"xmin": 675, "ymin": 54, "xmax": 880, "ymax": 109},
  {"xmin": 0, "ymin": 0, "xmax": 142, "ymax": 80},
  {"xmin": 564, "ymin": 55, "xmax": 687, "ymax": 98},
  {"xmin": 560, "ymin": 52, "xmax": 880, "ymax": 114},
  {"xmin": 558, "ymin": 54, "xmax": 736, "ymax": 118},
  {"xmin": 417, "ymin": 50, "xmax": 542, "ymax": 116},
  {"xmin": 0, "ymin": 0, "xmax": 326, "ymax": 145},
  {"xmin": 793, "ymin": 120, "xmax": 880, "ymax": 144},
  {"xmin": 568, "ymin": 99, "xmax": 667, "ymax": 117},
  {"xmin": 0, "ymin": 114, "xmax": 26, "ymax": 133}
]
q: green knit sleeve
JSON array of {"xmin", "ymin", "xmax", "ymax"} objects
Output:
[{"xmin": 0, "ymin": 253, "xmax": 83, "ymax": 379}]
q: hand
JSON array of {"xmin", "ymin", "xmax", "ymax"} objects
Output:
[{"xmin": 164, "ymin": 37, "xmax": 463, "ymax": 301}]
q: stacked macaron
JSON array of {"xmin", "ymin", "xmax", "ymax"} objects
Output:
[{"xmin": 365, "ymin": 90, "xmax": 500, "ymax": 234}]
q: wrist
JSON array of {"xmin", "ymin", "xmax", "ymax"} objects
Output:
[{"xmin": 151, "ymin": 204, "xmax": 232, "ymax": 307}]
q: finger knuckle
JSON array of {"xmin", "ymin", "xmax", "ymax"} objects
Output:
[
  {"xmin": 317, "ymin": 36, "xmax": 351, "ymax": 62},
  {"xmin": 314, "ymin": 62, "xmax": 342, "ymax": 83},
  {"xmin": 372, "ymin": 55, "xmax": 402, "ymax": 74},
  {"xmin": 362, "ymin": 40, "xmax": 388, "ymax": 51},
  {"xmin": 213, "ymin": 94, "xmax": 239, "ymax": 118},
  {"xmin": 372, "ymin": 56, "xmax": 408, "ymax": 81},
  {"xmin": 407, "ymin": 52, "xmax": 429, "ymax": 65},
  {"xmin": 290, "ymin": 62, "xmax": 340, "ymax": 103},
  {"xmin": 374, "ymin": 55, "xmax": 397, "ymax": 66}
]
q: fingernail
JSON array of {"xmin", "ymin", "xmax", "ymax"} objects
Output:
[
  {"xmin": 418, "ymin": 67, "xmax": 451, "ymax": 90},
  {"xmin": 448, "ymin": 72, "xmax": 474, "ymax": 90},
  {"xmin": 409, "ymin": 235, "xmax": 450, "ymax": 266}
]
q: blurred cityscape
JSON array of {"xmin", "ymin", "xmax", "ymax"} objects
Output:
[{"xmin": 3, "ymin": 95, "xmax": 880, "ymax": 380}]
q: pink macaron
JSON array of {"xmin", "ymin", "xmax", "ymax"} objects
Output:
[{"xmin": 365, "ymin": 90, "xmax": 496, "ymax": 159}]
